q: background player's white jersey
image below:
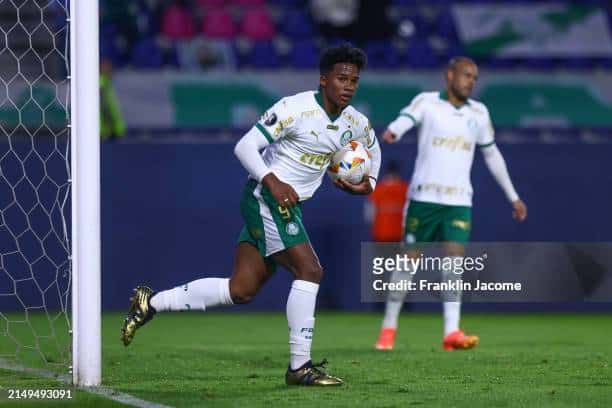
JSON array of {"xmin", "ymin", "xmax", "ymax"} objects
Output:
[
  {"xmin": 252, "ymin": 90, "xmax": 381, "ymax": 200},
  {"xmin": 388, "ymin": 91, "xmax": 495, "ymax": 207}
]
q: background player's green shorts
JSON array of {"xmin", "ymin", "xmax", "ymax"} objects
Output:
[
  {"xmin": 237, "ymin": 179, "xmax": 309, "ymax": 257},
  {"xmin": 403, "ymin": 199, "xmax": 472, "ymax": 244}
]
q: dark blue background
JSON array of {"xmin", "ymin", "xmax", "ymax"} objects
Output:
[
  {"xmin": 0, "ymin": 140, "xmax": 609, "ymax": 311},
  {"xmin": 101, "ymin": 141, "xmax": 610, "ymax": 310}
]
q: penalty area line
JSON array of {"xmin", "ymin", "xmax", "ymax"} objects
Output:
[{"xmin": 0, "ymin": 359, "xmax": 172, "ymax": 408}]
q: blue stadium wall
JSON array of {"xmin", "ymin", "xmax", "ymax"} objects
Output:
[{"xmin": 100, "ymin": 141, "xmax": 611, "ymax": 310}]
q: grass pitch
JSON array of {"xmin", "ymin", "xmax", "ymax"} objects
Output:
[{"xmin": 1, "ymin": 312, "xmax": 611, "ymax": 407}]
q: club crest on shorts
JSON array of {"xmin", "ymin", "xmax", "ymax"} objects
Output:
[
  {"xmin": 340, "ymin": 130, "xmax": 353, "ymax": 146},
  {"xmin": 285, "ymin": 222, "xmax": 300, "ymax": 236}
]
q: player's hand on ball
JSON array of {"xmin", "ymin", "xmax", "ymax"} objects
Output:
[
  {"xmin": 382, "ymin": 130, "xmax": 398, "ymax": 144},
  {"xmin": 262, "ymin": 173, "xmax": 299, "ymax": 208},
  {"xmin": 334, "ymin": 176, "xmax": 373, "ymax": 195},
  {"xmin": 512, "ymin": 199, "xmax": 527, "ymax": 222}
]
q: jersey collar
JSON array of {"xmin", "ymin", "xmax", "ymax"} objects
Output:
[
  {"xmin": 314, "ymin": 89, "xmax": 346, "ymax": 122},
  {"xmin": 439, "ymin": 90, "xmax": 470, "ymax": 109}
]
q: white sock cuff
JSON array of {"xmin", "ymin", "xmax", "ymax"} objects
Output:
[
  {"xmin": 218, "ymin": 278, "xmax": 233, "ymax": 305},
  {"xmin": 291, "ymin": 280, "xmax": 319, "ymax": 294}
]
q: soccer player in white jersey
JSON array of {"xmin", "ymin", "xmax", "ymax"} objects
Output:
[
  {"xmin": 121, "ymin": 44, "xmax": 381, "ymax": 386},
  {"xmin": 375, "ymin": 57, "xmax": 527, "ymax": 351}
]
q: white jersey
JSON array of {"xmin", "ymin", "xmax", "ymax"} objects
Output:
[
  {"xmin": 388, "ymin": 91, "xmax": 495, "ymax": 207},
  {"xmin": 251, "ymin": 90, "xmax": 380, "ymax": 200}
]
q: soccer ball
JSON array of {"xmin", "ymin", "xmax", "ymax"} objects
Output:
[{"xmin": 327, "ymin": 140, "xmax": 372, "ymax": 185}]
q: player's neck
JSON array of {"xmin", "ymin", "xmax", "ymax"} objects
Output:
[
  {"xmin": 322, "ymin": 94, "xmax": 341, "ymax": 117},
  {"xmin": 317, "ymin": 88, "xmax": 343, "ymax": 118},
  {"xmin": 446, "ymin": 89, "xmax": 468, "ymax": 108}
]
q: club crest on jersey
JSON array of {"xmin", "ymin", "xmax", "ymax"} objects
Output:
[
  {"xmin": 467, "ymin": 118, "xmax": 478, "ymax": 130},
  {"xmin": 340, "ymin": 130, "xmax": 353, "ymax": 146},
  {"xmin": 286, "ymin": 222, "xmax": 300, "ymax": 236},
  {"xmin": 264, "ymin": 112, "xmax": 277, "ymax": 126}
]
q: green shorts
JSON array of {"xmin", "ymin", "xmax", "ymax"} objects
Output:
[
  {"xmin": 403, "ymin": 200, "xmax": 472, "ymax": 244},
  {"xmin": 237, "ymin": 179, "xmax": 309, "ymax": 257}
]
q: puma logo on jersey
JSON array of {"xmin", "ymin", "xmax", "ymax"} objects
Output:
[{"xmin": 310, "ymin": 130, "xmax": 320, "ymax": 140}]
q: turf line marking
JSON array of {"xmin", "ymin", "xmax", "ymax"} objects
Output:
[{"xmin": 0, "ymin": 359, "xmax": 172, "ymax": 408}]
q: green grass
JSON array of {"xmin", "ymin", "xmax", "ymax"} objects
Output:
[{"xmin": 2, "ymin": 312, "xmax": 612, "ymax": 407}]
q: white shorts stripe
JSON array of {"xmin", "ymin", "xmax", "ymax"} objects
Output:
[{"xmin": 253, "ymin": 184, "xmax": 285, "ymax": 256}]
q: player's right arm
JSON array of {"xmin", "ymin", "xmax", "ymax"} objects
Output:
[
  {"xmin": 234, "ymin": 99, "xmax": 299, "ymax": 207},
  {"xmin": 384, "ymin": 93, "xmax": 427, "ymax": 143}
]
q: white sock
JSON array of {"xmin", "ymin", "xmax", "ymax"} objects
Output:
[
  {"xmin": 381, "ymin": 267, "xmax": 413, "ymax": 329},
  {"xmin": 442, "ymin": 257, "xmax": 462, "ymax": 336},
  {"xmin": 287, "ymin": 280, "xmax": 319, "ymax": 370},
  {"xmin": 443, "ymin": 302, "xmax": 461, "ymax": 336},
  {"xmin": 150, "ymin": 278, "xmax": 233, "ymax": 312}
]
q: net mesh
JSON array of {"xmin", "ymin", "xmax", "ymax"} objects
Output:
[{"xmin": 0, "ymin": 0, "xmax": 71, "ymax": 373}]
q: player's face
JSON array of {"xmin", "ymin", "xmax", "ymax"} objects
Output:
[
  {"xmin": 448, "ymin": 62, "xmax": 478, "ymax": 101},
  {"xmin": 320, "ymin": 63, "xmax": 360, "ymax": 109}
]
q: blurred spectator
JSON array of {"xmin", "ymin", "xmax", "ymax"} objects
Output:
[
  {"xmin": 100, "ymin": 0, "xmax": 140, "ymax": 64},
  {"xmin": 310, "ymin": 0, "xmax": 359, "ymax": 40},
  {"xmin": 365, "ymin": 161, "xmax": 409, "ymax": 242},
  {"xmin": 160, "ymin": 0, "xmax": 196, "ymax": 40},
  {"xmin": 100, "ymin": 59, "xmax": 126, "ymax": 141},
  {"xmin": 176, "ymin": 38, "xmax": 236, "ymax": 71}
]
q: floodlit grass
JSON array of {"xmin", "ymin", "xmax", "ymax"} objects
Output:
[{"xmin": 1, "ymin": 312, "xmax": 611, "ymax": 407}]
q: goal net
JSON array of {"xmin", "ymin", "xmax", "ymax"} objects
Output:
[
  {"xmin": 0, "ymin": 0, "xmax": 100, "ymax": 386},
  {"xmin": 0, "ymin": 0, "xmax": 71, "ymax": 376}
]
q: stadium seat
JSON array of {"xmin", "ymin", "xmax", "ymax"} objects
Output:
[
  {"xmin": 365, "ymin": 41, "xmax": 401, "ymax": 69},
  {"xmin": 233, "ymin": 0, "xmax": 266, "ymax": 6},
  {"xmin": 202, "ymin": 8, "xmax": 237, "ymax": 39},
  {"xmin": 405, "ymin": 39, "xmax": 438, "ymax": 68},
  {"xmin": 131, "ymin": 38, "xmax": 163, "ymax": 68},
  {"xmin": 195, "ymin": 0, "xmax": 226, "ymax": 8},
  {"xmin": 268, "ymin": 0, "xmax": 305, "ymax": 6},
  {"xmin": 281, "ymin": 9, "xmax": 314, "ymax": 39},
  {"xmin": 240, "ymin": 7, "xmax": 276, "ymax": 41},
  {"xmin": 435, "ymin": 11, "xmax": 458, "ymax": 39},
  {"xmin": 160, "ymin": 4, "xmax": 196, "ymax": 40},
  {"xmin": 248, "ymin": 41, "xmax": 280, "ymax": 68},
  {"xmin": 288, "ymin": 39, "xmax": 319, "ymax": 68}
]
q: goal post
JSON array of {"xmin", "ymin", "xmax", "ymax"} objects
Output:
[{"xmin": 70, "ymin": 0, "xmax": 100, "ymax": 386}]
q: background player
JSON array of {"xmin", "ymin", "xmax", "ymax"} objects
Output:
[
  {"xmin": 121, "ymin": 44, "xmax": 381, "ymax": 386},
  {"xmin": 375, "ymin": 56, "xmax": 527, "ymax": 351},
  {"xmin": 365, "ymin": 161, "xmax": 409, "ymax": 243}
]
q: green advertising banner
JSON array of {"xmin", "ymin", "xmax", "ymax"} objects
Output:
[{"xmin": 109, "ymin": 72, "xmax": 612, "ymax": 130}]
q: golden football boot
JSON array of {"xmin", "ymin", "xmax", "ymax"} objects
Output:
[
  {"xmin": 121, "ymin": 286, "xmax": 156, "ymax": 346},
  {"xmin": 285, "ymin": 359, "xmax": 344, "ymax": 386}
]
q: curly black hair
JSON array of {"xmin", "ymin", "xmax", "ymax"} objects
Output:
[{"xmin": 319, "ymin": 43, "xmax": 367, "ymax": 75}]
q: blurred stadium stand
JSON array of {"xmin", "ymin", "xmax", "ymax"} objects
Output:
[{"xmin": 98, "ymin": 0, "xmax": 612, "ymax": 70}]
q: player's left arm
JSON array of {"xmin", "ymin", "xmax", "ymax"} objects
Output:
[
  {"xmin": 478, "ymin": 106, "xmax": 527, "ymax": 222},
  {"xmin": 335, "ymin": 124, "xmax": 381, "ymax": 195}
]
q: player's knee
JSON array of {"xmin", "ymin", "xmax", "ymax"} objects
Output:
[
  {"xmin": 230, "ymin": 289, "xmax": 256, "ymax": 304},
  {"xmin": 295, "ymin": 263, "xmax": 323, "ymax": 283},
  {"xmin": 229, "ymin": 282, "xmax": 258, "ymax": 304}
]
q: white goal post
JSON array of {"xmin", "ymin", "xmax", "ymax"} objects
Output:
[{"xmin": 70, "ymin": 0, "xmax": 100, "ymax": 386}]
